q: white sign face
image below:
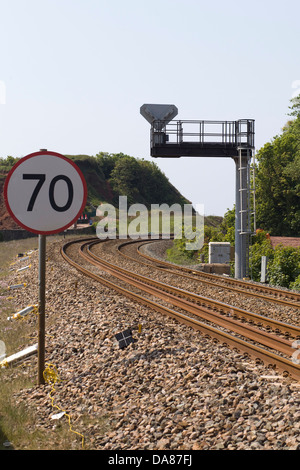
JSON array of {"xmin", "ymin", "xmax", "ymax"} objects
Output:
[{"xmin": 4, "ymin": 151, "xmax": 87, "ymax": 235}]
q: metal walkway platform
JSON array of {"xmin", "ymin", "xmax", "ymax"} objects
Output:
[{"xmin": 150, "ymin": 119, "xmax": 255, "ymax": 158}]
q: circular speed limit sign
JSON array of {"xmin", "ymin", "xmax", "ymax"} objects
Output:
[{"xmin": 4, "ymin": 150, "xmax": 88, "ymax": 235}]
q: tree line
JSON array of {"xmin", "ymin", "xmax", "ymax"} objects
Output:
[
  {"xmin": 255, "ymin": 94, "xmax": 300, "ymax": 235},
  {"xmin": 67, "ymin": 152, "xmax": 190, "ymax": 208}
]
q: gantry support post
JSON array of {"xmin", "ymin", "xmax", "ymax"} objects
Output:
[{"xmin": 234, "ymin": 148, "xmax": 252, "ymax": 279}]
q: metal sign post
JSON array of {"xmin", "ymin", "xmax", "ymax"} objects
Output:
[
  {"xmin": 38, "ymin": 234, "xmax": 46, "ymax": 385},
  {"xmin": 4, "ymin": 150, "xmax": 87, "ymax": 385}
]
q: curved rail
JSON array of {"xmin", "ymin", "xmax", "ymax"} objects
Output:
[
  {"xmin": 61, "ymin": 238, "xmax": 300, "ymax": 380},
  {"xmin": 90, "ymin": 240, "xmax": 300, "ymax": 338},
  {"xmin": 117, "ymin": 239, "xmax": 300, "ymax": 309}
]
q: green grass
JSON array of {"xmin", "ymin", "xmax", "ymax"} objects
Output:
[
  {"xmin": 0, "ymin": 238, "xmax": 39, "ymax": 279},
  {"xmin": 0, "ymin": 236, "xmax": 109, "ymax": 450},
  {"xmin": 0, "ymin": 237, "xmax": 42, "ymax": 449}
]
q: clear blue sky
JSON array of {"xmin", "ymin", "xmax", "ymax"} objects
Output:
[{"xmin": 1, "ymin": 0, "xmax": 299, "ymax": 215}]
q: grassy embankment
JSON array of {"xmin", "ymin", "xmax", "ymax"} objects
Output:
[{"xmin": 0, "ymin": 236, "xmax": 101, "ymax": 450}]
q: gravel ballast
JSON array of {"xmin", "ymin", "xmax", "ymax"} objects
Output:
[{"xmin": 3, "ymin": 237, "xmax": 300, "ymax": 450}]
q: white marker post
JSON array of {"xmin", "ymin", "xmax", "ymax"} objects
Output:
[{"xmin": 4, "ymin": 150, "xmax": 87, "ymax": 384}]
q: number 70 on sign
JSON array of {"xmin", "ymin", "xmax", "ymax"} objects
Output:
[{"xmin": 4, "ymin": 151, "xmax": 87, "ymax": 235}]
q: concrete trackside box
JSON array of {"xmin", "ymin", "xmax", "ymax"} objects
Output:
[{"xmin": 209, "ymin": 242, "xmax": 231, "ymax": 264}]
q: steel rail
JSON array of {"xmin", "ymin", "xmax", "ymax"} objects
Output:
[
  {"xmin": 88, "ymin": 239, "xmax": 300, "ymax": 339},
  {"xmin": 84, "ymin": 242, "xmax": 300, "ymax": 347},
  {"xmin": 60, "ymin": 238, "xmax": 300, "ymax": 380},
  {"xmin": 117, "ymin": 238, "xmax": 300, "ymax": 308},
  {"xmin": 83, "ymin": 244, "xmax": 296, "ymax": 357}
]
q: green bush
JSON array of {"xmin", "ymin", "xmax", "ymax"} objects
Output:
[
  {"xmin": 250, "ymin": 231, "xmax": 274, "ymax": 282},
  {"xmin": 268, "ymin": 245, "xmax": 300, "ymax": 289},
  {"xmin": 290, "ymin": 274, "xmax": 300, "ymax": 292}
]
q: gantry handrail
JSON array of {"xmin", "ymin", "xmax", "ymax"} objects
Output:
[{"xmin": 151, "ymin": 119, "xmax": 255, "ymax": 148}]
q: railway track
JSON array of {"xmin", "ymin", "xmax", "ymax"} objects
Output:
[
  {"xmin": 117, "ymin": 239, "xmax": 300, "ymax": 309},
  {"xmin": 61, "ymin": 237, "xmax": 300, "ymax": 381}
]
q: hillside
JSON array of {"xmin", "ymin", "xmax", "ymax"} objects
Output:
[
  {"xmin": 0, "ymin": 173, "xmax": 20, "ymax": 229},
  {"xmin": 0, "ymin": 152, "xmax": 192, "ymax": 230}
]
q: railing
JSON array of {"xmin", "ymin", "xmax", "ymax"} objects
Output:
[{"xmin": 151, "ymin": 119, "xmax": 255, "ymax": 148}]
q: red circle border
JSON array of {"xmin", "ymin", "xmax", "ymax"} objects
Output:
[{"xmin": 3, "ymin": 150, "xmax": 88, "ymax": 235}]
